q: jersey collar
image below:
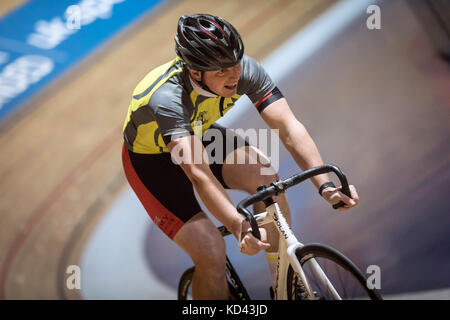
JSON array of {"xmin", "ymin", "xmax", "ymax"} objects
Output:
[{"xmin": 189, "ymin": 75, "xmax": 218, "ymax": 98}]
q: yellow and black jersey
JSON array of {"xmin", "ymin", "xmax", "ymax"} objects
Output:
[{"xmin": 123, "ymin": 55, "xmax": 283, "ymax": 154}]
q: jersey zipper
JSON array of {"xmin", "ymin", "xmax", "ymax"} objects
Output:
[
  {"xmin": 219, "ymin": 97, "xmax": 225, "ymax": 117},
  {"xmin": 154, "ymin": 128, "xmax": 163, "ymax": 153}
]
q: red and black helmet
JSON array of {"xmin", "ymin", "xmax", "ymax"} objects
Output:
[{"xmin": 175, "ymin": 14, "xmax": 244, "ymax": 71}]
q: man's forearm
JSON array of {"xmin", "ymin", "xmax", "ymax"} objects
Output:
[
  {"xmin": 190, "ymin": 169, "xmax": 244, "ymax": 238},
  {"xmin": 169, "ymin": 135, "xmax": 244, "ymax": 239},
  {"xmin": 281, "ymin": 120, "xmax": 331, "ymax": 189}
]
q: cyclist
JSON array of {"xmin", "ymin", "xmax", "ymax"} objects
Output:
[{"xmin": 122, "ymin": 14, "xmax": 359, "ymax": 300}]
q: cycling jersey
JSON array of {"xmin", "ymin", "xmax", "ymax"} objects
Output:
[
  {"xmin": 122, "ymin": 55, "xmax": 282, "ymax": 154},
  {"xmin": 122, "ymin": 55, "xmax": 284, "ymax": 239}
]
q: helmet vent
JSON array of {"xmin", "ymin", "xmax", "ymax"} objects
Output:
[{"xmin": 175, "ymin": 14, "xmax": 244, "ymax": 71}]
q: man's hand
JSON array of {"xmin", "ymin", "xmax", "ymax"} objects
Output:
[
  {"xmin": 238, "ymin": 221, "xmax": 270, "ymax": 255},
  {"xmin": 321, "ymin": 185, "xmax": 359, "ymax": 211}
]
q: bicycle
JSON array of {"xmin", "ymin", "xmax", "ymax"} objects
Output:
[{"xmin": 178, "ymin": 164, "xmax": 383, "ymax": 300}]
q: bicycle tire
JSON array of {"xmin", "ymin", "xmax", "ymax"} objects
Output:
[
  {"xmin": 178, "ymin": 267, "xmax": 195, "ymax": 300},
  {"xmin": 178, "ymin": 266, "xmax": 241, "ymax": 300},
  {"xmin": 287, "ymin": 243, "xmax": 382, "ymax": 300}
]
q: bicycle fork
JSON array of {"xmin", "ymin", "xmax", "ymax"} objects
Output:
[{"xmin": 263, "ymin": 202, "xmax": 340, "ymax": 300}]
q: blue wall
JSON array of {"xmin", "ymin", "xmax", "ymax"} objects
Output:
[{"xmin": 0, "ymin": 0, "xmax": 164, "ymax": 120}]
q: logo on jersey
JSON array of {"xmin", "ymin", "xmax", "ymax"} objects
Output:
[
  {"xmin": 197, "ymin": 110, "xmax": 208, "ymax": 124},
  {"xmin": 224, "ymin": 97, "xmax": 238, "ymax": 112}
]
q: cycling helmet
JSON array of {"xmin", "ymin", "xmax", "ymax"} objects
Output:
[{"xmin": 175, "ymin": 14, "xmax": 244, "ymax": 71}]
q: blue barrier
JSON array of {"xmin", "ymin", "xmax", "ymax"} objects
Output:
[{"xmin": 0, "ymin": 0, "xmax": 164, "ymax": 121}]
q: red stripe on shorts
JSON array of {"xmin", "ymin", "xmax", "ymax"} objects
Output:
[{"xmin": 122, "ymin": 144, "xmax": 184, "ymax": 239}]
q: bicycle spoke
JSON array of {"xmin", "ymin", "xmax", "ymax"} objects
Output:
[
  {"xmin": 310, "ymin": 261, "xmax": 322, "ymax": 297},
  {"xmin": 305, "ymin": 256, "xmax": 369, "ymax": 300},
  {"xmin": 289, "ymin": 244, "xmax": 381, "ymax": 301},
  {"xmin": 335, "ymin": 262, "xmax": 347, "ymax": 298},
  {"xmin": 350, "ymin": 271, "xmax": 358, "ymax": 299},
  {"xmin": 324, "ymin": 258, "xmax": 334, "ymax": 299}
]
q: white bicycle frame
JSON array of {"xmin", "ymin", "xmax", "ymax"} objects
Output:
[{"xmin": 254, "ymin": 202, "xmax": 342, "ymax": 300}]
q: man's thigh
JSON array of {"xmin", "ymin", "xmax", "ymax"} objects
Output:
[
  {"xmin": 221, "ymin": 145, "xmax": 279, "ymax": 193},
  {"xmin": 203, "ymin": 123, "xmax": 250, "ymax": 189},
  {"xmin": 123, "ymin": 145, "xmax": 202, "ymax": 239}
]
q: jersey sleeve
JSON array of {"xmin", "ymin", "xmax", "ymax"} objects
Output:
[
  {"xmin": 238, "ymin": 55, "xmax": 283, "ymax": 112},
  {"xmin": 149, "ymin": 84, "xmax": 194, "ymax": 146}
]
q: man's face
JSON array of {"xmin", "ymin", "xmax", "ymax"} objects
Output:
[{"xmin": 189, "ymin": 62, "xmax": 242, "ymax": 98}]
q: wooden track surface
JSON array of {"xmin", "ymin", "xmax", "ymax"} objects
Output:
[
  {"xmin": 0, "ymin": 0, "xmax": 26, "ymax": 17},
  {"xmin": 0, "ymin": 0, "xmax": 336, "ymax": 299}
]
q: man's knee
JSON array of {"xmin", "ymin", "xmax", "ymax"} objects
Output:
[
  {"xmin": 174, "ymin": 214, "xmax": 226, "ymax": 271},
  {"xmin": 241, "ymin": 169, "xmax": 280, "ymax": 194},
  {"xmin": 257, "ymin": 171, "xmax": 280, "ymax": 185},
  {"xmin": 222, "ymin": 146, "xmax": 280, "ymax": 192},
  {"xmin": 193, "ymin": 234, "xmax": 226, "ymax": 271}
]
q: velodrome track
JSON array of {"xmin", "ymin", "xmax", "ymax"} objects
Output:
[
  {"xmin": 0, "ymin": 0, "xmax": 337, "ymax": 299},
  {"xmin": 1, "ymin": 0, "xmax": 449, "ymax": 300},
  {"xmin": 0, "ymin": 1, "xmax": 25, "ymax": 16},
  {"xmin": 81, "ymin": 0, "xmax": 450, "ymax": 300}
]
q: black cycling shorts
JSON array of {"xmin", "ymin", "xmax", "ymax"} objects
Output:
[{"xmin": 122, "ymin": 123, "xmax": 250, "ymax": 239}]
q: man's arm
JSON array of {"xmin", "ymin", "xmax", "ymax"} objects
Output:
[
  {"xmin": 167, "ymin": 134, "xmax": 270, "ymax": 253},
  {"xmin": 260, "ymin": 98, "xmax": 358, "ymax": 209}
]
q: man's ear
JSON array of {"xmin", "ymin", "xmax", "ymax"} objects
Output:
[{"xmin": 188, "ymin": 68, "xmax": 202, "ymax": 82}]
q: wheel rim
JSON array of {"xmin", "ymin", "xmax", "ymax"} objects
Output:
[{"xmin": 297, "ymin": 256, "xmax": 371, "ymax": 300}]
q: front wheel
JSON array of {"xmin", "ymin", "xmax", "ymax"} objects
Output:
[
  {"xmin": 178, "ymin": 267, "xmax": 195, "ymax": 300},
  {"xmin": 287, "ymin": 243, "xmax": 382, "ymax": 300}
]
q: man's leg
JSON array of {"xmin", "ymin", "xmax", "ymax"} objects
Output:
[
  {"xmin": 173, "ymin": 211, "xmax": 229, "ymax": 300},
  {"xmin": 122, "ymin": 146, "xmax": 229, "ymax": 300}
]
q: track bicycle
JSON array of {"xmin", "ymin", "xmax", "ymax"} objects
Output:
[{"xmin": 178, "ymin": 164, "xmax": 383, "ymax": 300}]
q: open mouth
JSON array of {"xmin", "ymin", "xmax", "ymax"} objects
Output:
[{"xmin": 224, "ymin": 84, "xmax": 237, "ymax": 90}]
